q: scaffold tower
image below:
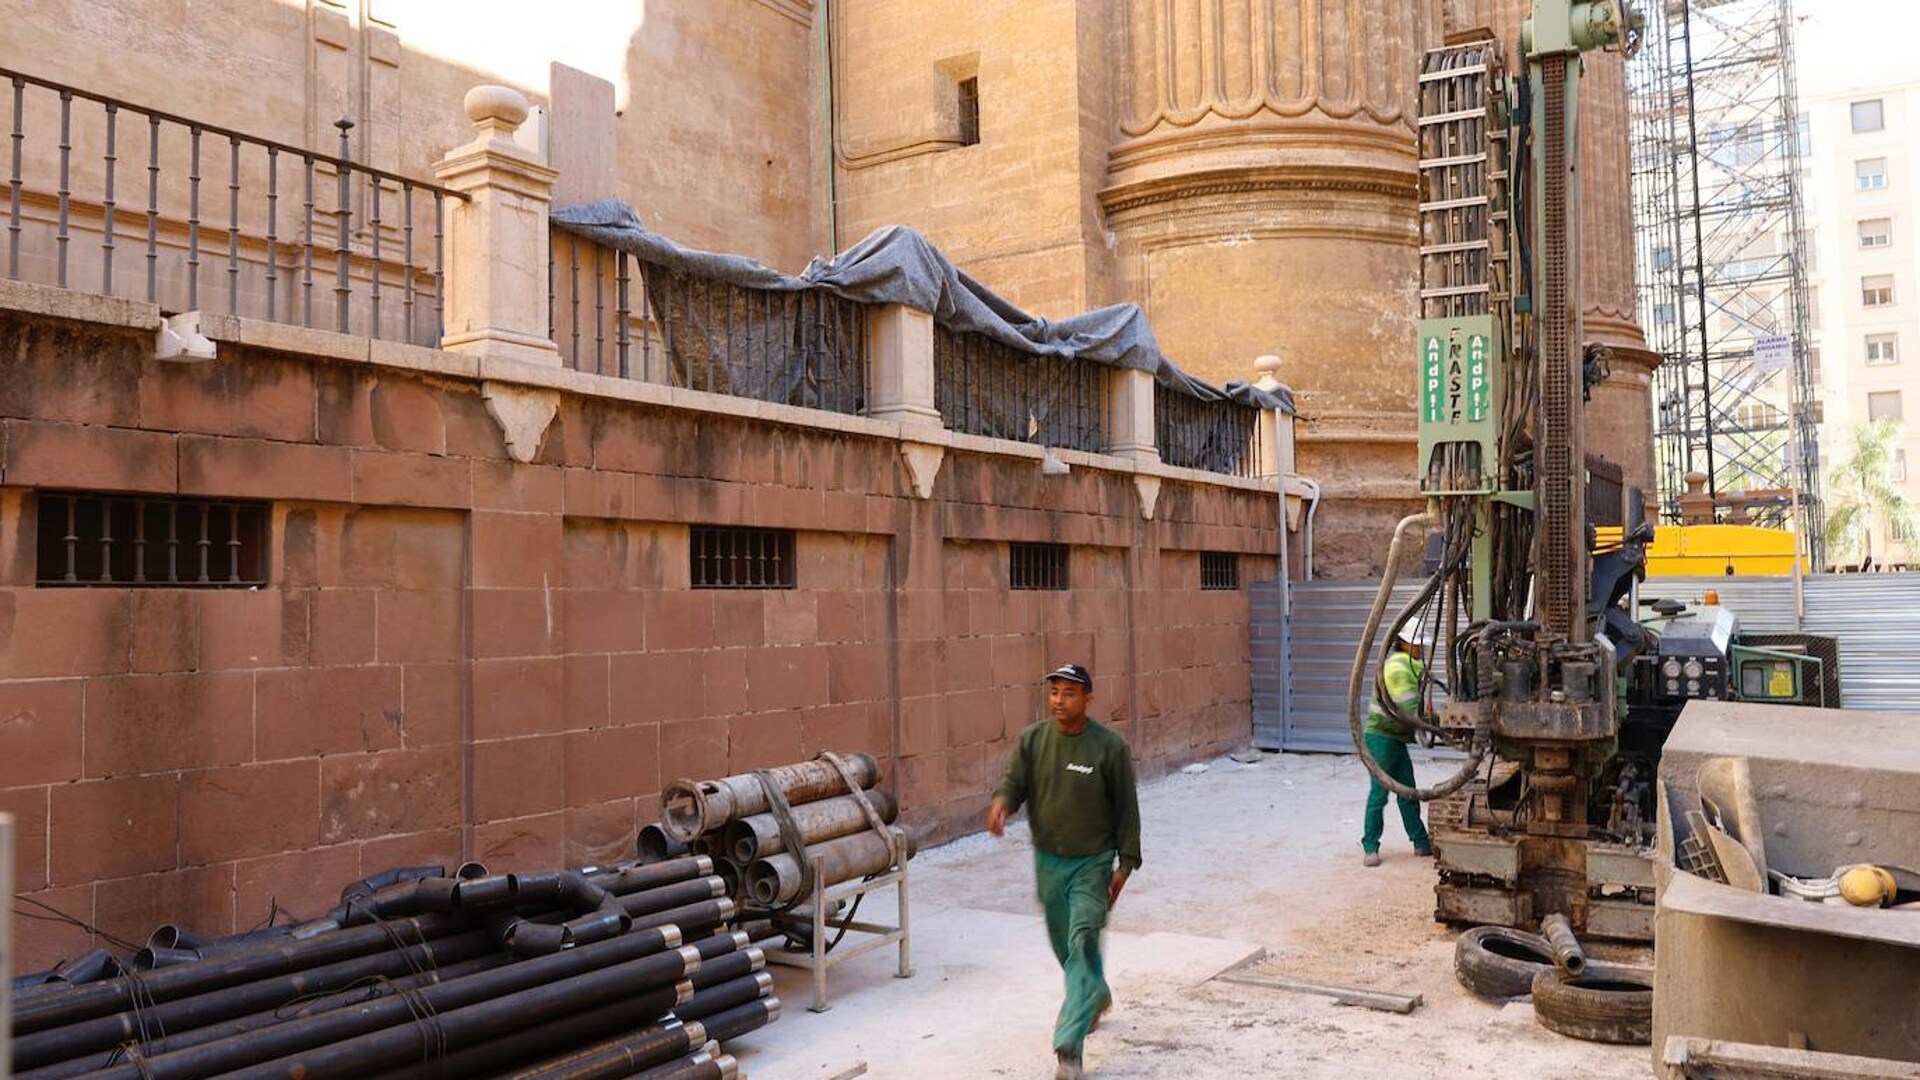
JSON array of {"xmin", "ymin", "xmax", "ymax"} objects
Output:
[{"xmin": 1629, "ymin": 0, "xmax": 1823, "ymax": 564}]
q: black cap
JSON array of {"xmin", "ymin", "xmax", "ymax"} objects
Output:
[{"xmin": 1044, "ymin": 663, "xmax": 1092, "ymax": 691}]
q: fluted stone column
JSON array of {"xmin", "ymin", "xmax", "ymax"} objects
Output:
[{"xmin": 1101, "ymin": 0, "xmax": 1449, "ymax": 576}]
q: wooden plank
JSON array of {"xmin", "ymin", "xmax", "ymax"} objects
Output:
[{"xmin": 1213, "ymin": 970, "xmax": 1423, "ymax": 1014}]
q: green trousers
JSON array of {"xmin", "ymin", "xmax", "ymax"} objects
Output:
[
  {"xmin": 1035, "ymin": 848, "xmax": 1114, "ymax": 1057},
  {"xmin": 1362, "ymin": 732, "xmax": 1431, "ymax": 853}
]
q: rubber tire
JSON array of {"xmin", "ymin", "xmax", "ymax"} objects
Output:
[
  {"xmin": 1454, "ymin": 926, "xmax": 1556, "ymax": 1000},
  {"xmin": 1530, "ymin": 961, "xmax": 1654, "ymax": 1045}
]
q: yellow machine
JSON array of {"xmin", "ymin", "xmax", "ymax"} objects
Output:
[{"xmin": 1595, "ymin": 524, "xmax": 1808, "ymax": 577}]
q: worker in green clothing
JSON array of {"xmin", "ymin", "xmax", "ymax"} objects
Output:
[
  {"xmin": 988, "ymin": 662, "xmax": 1142, "ymax": 1080},
  {"xmin": 1362, "ymin": 621, "xmax": 1433, "ymax": 866}
]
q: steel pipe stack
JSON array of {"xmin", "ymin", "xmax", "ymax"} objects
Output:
[
  {"xmin": 652, "ymin": 752, "xmax": 913, "ymax": 914},
  {"xmin": 7, "ymin": 855, "xmax": 778, "ymax": 1079}
]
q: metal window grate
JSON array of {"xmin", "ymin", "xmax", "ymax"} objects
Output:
[
  {"xmin": 35, "ymin": 491, "xmax": 269, "ymax": 587},
  {"xmin": 957, "ymin": 78, "xmax": 980, "ymax": 146},
  {"xmin": 1009, "ymin": 542, "xmax": 1069, "ymax": 591},
  {"xmin": 690, "ymin": 526, "xmax": 796, "ymax": 589},
  {"xmin": 1200, "ymin": 551, "xmax": 1240, "ymax": 591}
]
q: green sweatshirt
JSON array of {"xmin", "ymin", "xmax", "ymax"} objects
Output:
[
  {"xmin": 1366, "ymin": 650, "xmax": 1423, "ymax": 742},
  {"xmin": 991, "ymin": 719, "xmax": 1142, "ymax": 872}
]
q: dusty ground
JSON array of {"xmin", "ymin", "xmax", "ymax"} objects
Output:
[{"xmin": 729, "ymin": 749, "xmax": 1654, "ymax": 1079}]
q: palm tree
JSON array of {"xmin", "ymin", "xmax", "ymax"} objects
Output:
[{"xmin": 1825, "ymin": 420, "xmax": 1920, "ymax": 570}]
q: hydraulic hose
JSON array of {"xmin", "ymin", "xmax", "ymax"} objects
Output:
[{"xmin": 1348, "ymin": 511, "xmax": 1488, "ymax": 802}]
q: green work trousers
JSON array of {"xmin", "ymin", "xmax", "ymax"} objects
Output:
[
  {"xmin": 1362, "ymin": 732, "xmax": 1431, "ymax": 853},
  {"xmin": 1035, "ymin": 847, "xmax": 1114, "ymax": 1057}
]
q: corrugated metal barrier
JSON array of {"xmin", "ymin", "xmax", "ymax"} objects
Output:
[{"xmin": 1255, "ymin": 573, "xmax": 1920, "ymax": 753}]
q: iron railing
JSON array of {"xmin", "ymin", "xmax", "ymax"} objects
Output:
[
  {"xmin": 1155, "ymin": 388, "xmax": 1263, "ymax": 478},
  {"xmin": 932, "ymin": 325, "xmax": 1106, "ymax": 453},
  {"xmin": 549, "ymin": 228, "xmax": 869, "ymax": 416},
  {"xmin": 3, "ymin": 67, "xmax": 466, "ymax": 345}
]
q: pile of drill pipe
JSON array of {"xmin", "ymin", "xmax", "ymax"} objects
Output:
[
  {"xmin": 7, "ymin": 855, "xmax": 778, "ymax": 1079},
  {"xmin": 650, "ymin": 752, "xmax": 915, "ymax": 911}
]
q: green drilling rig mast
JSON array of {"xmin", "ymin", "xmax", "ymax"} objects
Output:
[
  {"xmin": 1350, "ymin": 1, "xmax": 1657, "ymax": 936},
  {"xmin": 1355, "ymin": 1, "xmax": 1838, "ymax": 941}
]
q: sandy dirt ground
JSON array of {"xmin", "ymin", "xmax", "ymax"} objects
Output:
[{"xmin": 728, "ymin": 749, "xmax": 1655, "ymax": 1080}]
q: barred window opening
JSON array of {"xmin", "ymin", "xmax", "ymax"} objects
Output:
[
  {"xmin": 35, "ymin": 492, "xmax": 270, "ymax": 587},
  {"xmin": 691, "ymin": 526, "xmax": 796, "ymax": 589},
  {"xmin": 1200, "ymin": 552, "xmax": 1240, "ymax": 591},
  {"xmin": 1009, "ymin": 542, "xmax": 1069, "ymax": 591}
]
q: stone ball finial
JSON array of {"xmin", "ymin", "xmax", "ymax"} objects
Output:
[
  {"xmin": 1684, "ymin": 470, "xmax": 1708, "ymax": 493},
  {"xmin": 464, "ymin": 85, "xmax": 530, "ymax": 131},
  {"xmin": 1255, "ymin": 354, "xmax": 1283, "ymax": 373}
]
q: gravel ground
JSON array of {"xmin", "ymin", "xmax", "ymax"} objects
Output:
[{"xmin": 730, "ymin": 747, "xmax": 1655, "ymax": 1079}]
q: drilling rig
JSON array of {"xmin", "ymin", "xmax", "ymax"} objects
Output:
[{"xmin": 1351, "ymin": 1, "xmax": 1837, "ymax": 942}]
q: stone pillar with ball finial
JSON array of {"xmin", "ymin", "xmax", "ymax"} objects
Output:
[{"xmin": 434, "ymin": 85, "xmax": 562, "ymax": 368}]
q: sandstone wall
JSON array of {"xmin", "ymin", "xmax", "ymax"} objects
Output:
[{"xmin": 0, "ymin": 303, "xmax": 1274, "ymax": 972}]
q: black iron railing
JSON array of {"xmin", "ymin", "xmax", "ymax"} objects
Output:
[
  {"xmin": 1155, "ymin": 388, "xmax": 1263, "ymax": 478},
  {"xmin": 932, "ymin": 325, "xmax": 1106, "ymax": 453},
  {"xmin": 549, "ymin": 229, "xmax": 869, "ymax": 416},
  {"xmin": 3, "ymin": 67, "xmax": 467, "ymax": 345}
]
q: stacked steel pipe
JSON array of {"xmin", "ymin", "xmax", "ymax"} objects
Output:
[
  {"xmin": 651, "ymin": 753, "xmax": 916, "ymax": 912},
  {"xmin": 7, "ymin": 856, "xmax": 776, "ymax": 1079}
]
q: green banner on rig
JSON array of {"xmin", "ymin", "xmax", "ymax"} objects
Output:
[{"xmin": 1420, "ymin": 327, "xmax": 1493, "ymax": 428}]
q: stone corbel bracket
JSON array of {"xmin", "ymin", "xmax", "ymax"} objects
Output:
[
  {"xmin": 899, "ymin": 441, "xmax": 946, "ymax": 499},
  {"xmin": 1134, "ymin": 475, "xmax": 1162, "ymax": 521},
  {"xmin": 483, "ymin": 381, "xmax": 559, "ymax": 463}
]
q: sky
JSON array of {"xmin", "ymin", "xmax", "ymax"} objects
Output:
[{"xmin": 1794, "ymin": 0, "xmax": 1920, "ymax": 97}]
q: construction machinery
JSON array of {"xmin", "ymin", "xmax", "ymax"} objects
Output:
[{"xmin": 1351, "ymin": 1, "xmax": 1837, "ymax": 942}]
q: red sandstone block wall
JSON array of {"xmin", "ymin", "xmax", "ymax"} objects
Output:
[{"xmin": 0, "ymin": 311, "xmax": 1276, "ymax": 971}]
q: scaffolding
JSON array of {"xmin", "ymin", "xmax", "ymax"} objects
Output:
[{"xmin": 1630, "ymin": 0, "xmax": 1823, "ymax": 564}]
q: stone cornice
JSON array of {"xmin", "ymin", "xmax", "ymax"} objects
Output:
[{"xmin": 1100, "ymin": 161, "xmax": 1417, "ymax": 220}]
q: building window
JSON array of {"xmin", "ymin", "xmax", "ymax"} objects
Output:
[
  {"xmin": 690, "ymin": 526, "xmax": 795, "ymax": 589},
  {"xmin": 36, "ymin": 492, "xmax": 270, "ymax": 587},
  {"xmin": 1869, "ymin": 390, "xmax": 1904, "ymax": 423},
  {"xmin": 1860, "ymin": 217, "xmax": 1893, "ymax": 248},
  {"xmin": 1851, "ymin": 98, "xmax": 1885, "ymax": 134},
  {"xmin": 1735, "ymin": 400, "xmax": 1782, "ymax": 428},
  {"xmin": 1857, "ymin": 158, "xmax": 1888, "ymax": 191},
  {"xmin": 1896, "ymin": 450, "xmax": 1909, "ymax": 484},
  {"xmin": 1809, "ymin": 345, "xmax": 1823, "ymax": 383},
  {"xmin": 1795, "ymin": 113, "xmax": 1812, "ymax": 156},
  {"xmin": 1200, "ymin": 552, "xmax": 1240, "ymax": 591},
  {"xmin": 1862, "ymin": 274, "xmax": 1895, "ymax": 307},
  {"xmin": 1654, "ymin": 302, "xmax": 1677, "ymax": 327},
  {"xmin": 956, "ymin": 77, "xmax": 980, "ymax": 146},
  {"xmin": 1009, "ymin": 542, "xmax": 1069, "ymax": 590},
  {"xmin": 1867, "ymin": 333, "xmax": 1899, "ymax": 366}
]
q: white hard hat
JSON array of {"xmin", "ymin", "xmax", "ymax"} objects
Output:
[{"xmin": 1395, "ymin": 618, "xmax": 1425, "ymax": 648}]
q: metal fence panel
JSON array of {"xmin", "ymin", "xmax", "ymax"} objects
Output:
[{"xmin": 1261, "ymin": 573, "xmax": 1920, "ymax": 753}]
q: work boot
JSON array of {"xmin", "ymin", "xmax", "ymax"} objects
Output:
[
  {"xmin": 1055, "ymin": 1049, "xmax": 1084, "ymax": 1080},
  {"xmin": 1362, "ymin": 851, "xmax": 1382, "ymax": 868},
  {"xmin": 1414, "ymin": 842, "xmax": 1434, "ymax": 857}
]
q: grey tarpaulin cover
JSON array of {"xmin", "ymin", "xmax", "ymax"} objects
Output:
[{"xmin": 551, "ymin": 200, "xmax": 1294, "ymax": 435}]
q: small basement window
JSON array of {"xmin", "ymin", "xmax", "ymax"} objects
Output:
[
  {"xmin": 1200, "ymin": 552, "xmax": 1240, "ymax": 591},
  {"xmin": 36, "ymin": 492, "xmax": 270, "ymax": 587},
  {"xmin": 691, "ymin": 526, "xmax": 796, "ymax": 589},
  {"xmin": 1010, "ymin": 542, "xmax": 1068, "ymax": 590}
]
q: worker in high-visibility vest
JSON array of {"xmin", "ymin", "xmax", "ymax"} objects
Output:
[{"xmin": 1361, "ymin": 621, "xmax": 1433, "ymax": 867}]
